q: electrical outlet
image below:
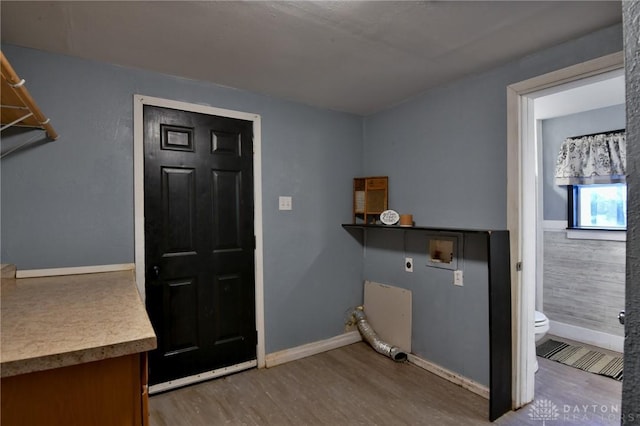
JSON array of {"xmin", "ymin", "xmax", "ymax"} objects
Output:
[
  {"xmin": 405, "ymin": 257, "xmax": 413, "ymax": 272},
  {"xmin": 278, "ymin": 196, "xmax": 292, "ymax": 211},
  {"xmin": 454, "ymin": 270, "xmax": 463, "ymax": 286}
]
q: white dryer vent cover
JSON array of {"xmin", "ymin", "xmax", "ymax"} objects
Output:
[{"xmin": 363, "ymin": 281, "xmax": 412, "ymax": 353}]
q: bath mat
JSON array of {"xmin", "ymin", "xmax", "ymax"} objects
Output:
[{"xmin": 536, "ymin": 339, "xmax": 623, "ymax": 381}]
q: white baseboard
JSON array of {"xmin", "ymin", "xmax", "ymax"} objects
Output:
[
  {"xmin": 16, "ymin": 263, "xmax": 135, "ymax": 278},
  {"xmin": 407, "ymin": 354, "xmax": 490, "ymax": 400},
  {"xmin": 265, "ymin": 331, "xmax": 362, "ymax": 368},
  {"xmin": 549, "ymin": 320, "xmax": 624, "ymax": 353},
  {"xmin": 1, "ymin": 264, "xmax": 16, "ymax": 279}
]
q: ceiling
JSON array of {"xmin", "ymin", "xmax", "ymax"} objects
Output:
[
  {"xmin": 0, "ymin": 1, "xmax": 622, "ymax": 116},
  {"xmin": 534, "ymin": 69, "xmax": 625, "ymax": 120}
]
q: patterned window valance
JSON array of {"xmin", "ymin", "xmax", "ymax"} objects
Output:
[{"xmin": 554, "ymin": 130, "xmax": 626, "ymax": 185}]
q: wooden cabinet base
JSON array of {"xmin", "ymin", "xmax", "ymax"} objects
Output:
[{"xmin": 1, "ymin": 353, "xmax": 148, "ymax": 426}]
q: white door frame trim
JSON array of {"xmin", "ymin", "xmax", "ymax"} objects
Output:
[
  {"xmin": 133, "ymin": 94, "xmax": 266, "ymax": 371},
  {"xmin": 506, "ymin": 51, "xmax": 623, "ymax": 408}
]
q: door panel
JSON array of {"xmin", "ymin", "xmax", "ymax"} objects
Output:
[
  {"xmin": 144, "ymin": 105, "xmax": 256, "ymax": 386},
  {"xmin": 212, "ymin": 131, "xmax": 241, "ymax": 156},
  {"xmin": 212, "ymin": 170, "xmax": 242, "ymax": 250},
  {"xmin": 215, "ymin": 273, "xmax": 245, "ymax": 341},
  {"xmin": 163, "ymin": 277, "xmax": 199, "ymax": 356},
  {"xmin": 161, "ymin": 167, "xmax": 196, "ymax": 256}
]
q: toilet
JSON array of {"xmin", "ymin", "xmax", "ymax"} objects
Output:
[
  {"xmin": 534, "ymin": 310, "xmax": 550, "ymax": 342},
  {"xmin": 534, "ymin": 310, "xmax": 550, "ymax": 372}
]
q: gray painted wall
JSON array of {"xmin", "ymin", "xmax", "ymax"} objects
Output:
[
  {"xmin": 0, "ymin": 21, "xmax": 628, "ymax": 385},
  {"xmin": 0, "ymin": 45, "xmax": 364, "ymax": 354},
  {"xmin": 362, "ymin": 24, "xmax": 622, "ymax": 230},
  {"xmin": 360, "ymin": 25, "xmax": 623, "ymax": 384},
  {"xmin": 623, "ymin": 0, "xmax": 640, "ymax": 421},
  {"xmin": 362, "ymin": 229, "xmax": 490, "ymax": 386},
  {"xmin": 541, "ymin": 104, "xmax": 626, "ymax": 221}
]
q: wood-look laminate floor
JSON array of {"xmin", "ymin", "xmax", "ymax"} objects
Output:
[{"xmin": 150, "ymin": 342, "xmax": 621, "ymax": 425}]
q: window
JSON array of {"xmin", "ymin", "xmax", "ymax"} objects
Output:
[{"xmin": 568, "ymin": 183, "xmax": 627, "ymax": 229}]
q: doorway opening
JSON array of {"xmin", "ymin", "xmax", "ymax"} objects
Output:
[{"xmin": 507, "ymin": 52, "xmax": 624, "ymax": 408}]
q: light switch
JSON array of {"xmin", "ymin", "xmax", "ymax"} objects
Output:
[{"xmin": 279, "ymin": 196, "xmax": 292, "ymax": 211}]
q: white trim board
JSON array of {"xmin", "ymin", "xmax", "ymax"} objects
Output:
[
  {"xmin": 506, "ymin": 51, "xmax": 624, "ymax": 409},
  {"xmin": 15, "ymin": 263, "xmax": 135, "ymax": 279},
  {"xmin": 1, "ymin": 264, "xmax": 16, "ymax": 279},
  {"xmin": 149, "ymin": 360, "xmax": 257, "ymax": 394},
  {"xmin": 543, "ymin": 220, "xmax": 626, "ymax": 241},
  {"xmin": 265, "ymin": 331, "xmax": 362, "ymax": 368},
  {"xmin": 566, "ymin": 229, "xmax": 626, "ymax": 242},
  {"xmin": 407, "ymin": 354, "xmax": 490, "ymax": 400},
  {"xmin": 549, "ymin": 320, "xmax": 624, "ymax": 353},
  {"xmin": 133, "ymin": 94, "xmax": 266, "ymax": 369}
]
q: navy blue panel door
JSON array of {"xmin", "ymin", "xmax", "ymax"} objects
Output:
[{"xmin": 144, "ymin": 105, "xmax": 256, "ymax": 386}]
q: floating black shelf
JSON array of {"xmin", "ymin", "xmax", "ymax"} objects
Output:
[
  {"xmin": 342, "ymin": 223, "xmax": 507, "ymax": 234},
  {"xmin": 343, "ymin": 222, "xmax": 513, "ymax": 421}
]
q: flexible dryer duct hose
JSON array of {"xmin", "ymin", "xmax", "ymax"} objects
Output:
[{"xmin": 352, "ymin": 306, "xmax": 408, "ymax": 362}]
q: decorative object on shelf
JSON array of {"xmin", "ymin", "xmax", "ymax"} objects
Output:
[
  {"xmin": 399, "ymin": 214, "xmax": 413, "ymax": 227},
  {"xmin": 380, "ymin": 209, "xmax": 399, "ymax": 225},
  {"xmin": 353, "ymin": 176, "xmax": 388, "ymax": 224}
]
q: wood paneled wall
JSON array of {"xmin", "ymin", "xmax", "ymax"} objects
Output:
[{"xmin": 543, "ymin": 230, "xmax": 625, "ymax": 336}]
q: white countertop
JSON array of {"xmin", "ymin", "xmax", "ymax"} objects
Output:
[{"xmin": 1, "ymin": 270, "xmax": 157, "ymax": 378}]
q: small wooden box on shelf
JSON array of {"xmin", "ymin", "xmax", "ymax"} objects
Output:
[{"xmin": 353, "ymin": 176, "xmax": 388, "ymax": 224}]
